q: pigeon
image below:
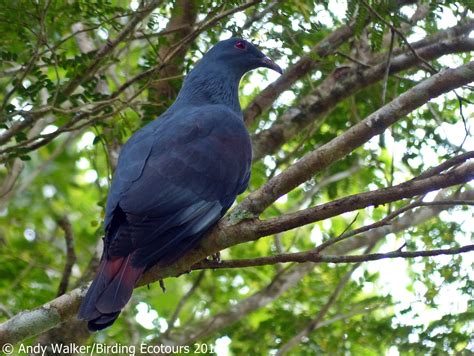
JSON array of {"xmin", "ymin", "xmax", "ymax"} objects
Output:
[{"xmin": 78, "ymin": 37, "xmax": 282, "ymax": 331}]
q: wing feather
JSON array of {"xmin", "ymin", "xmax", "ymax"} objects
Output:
[{"xmin": 104, "ymin": 105, "xmax": 251, "ymax": 267}]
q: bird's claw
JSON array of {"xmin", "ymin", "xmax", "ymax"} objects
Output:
[
  {"xmin": 159, "ymin": 279, "xmax": 166, "ymax": 293},
  {"xmin": 208, "ymin": 252, "xmax": 221, "ymax": 263}
]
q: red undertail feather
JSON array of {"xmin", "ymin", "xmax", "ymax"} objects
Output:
[{"xmin": 77, "ymin": 255, "xmax": 145, "ymax": 331}]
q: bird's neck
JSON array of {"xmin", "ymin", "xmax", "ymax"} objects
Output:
[{"xmin": 173, "ymin": 67, "xmax": 242, "ymax": 114}]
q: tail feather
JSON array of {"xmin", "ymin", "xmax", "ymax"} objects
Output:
[
  {"xmin": 87, "ymin": 311, "xmax": 121, "ymax": 332},
  {"xmin": 78, "ymin": 255, "xmax": 144, "ymax": 331}
]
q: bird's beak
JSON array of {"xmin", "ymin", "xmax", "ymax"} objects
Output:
[{"xmin": 260, "ymin": 56, "xmax": 283, "ymax": 74}]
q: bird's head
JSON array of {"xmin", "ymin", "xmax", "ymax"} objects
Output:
[
  {"xmin": 200, "ymin": 37, "xmax": 283, "ymax": 77},
  {"xmin": 175, "ymin": 38, "xmax": 283, "ymax": 112}
]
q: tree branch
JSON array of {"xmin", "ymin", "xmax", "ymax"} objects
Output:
[
  {"xmin": 193, "ymin": 244, "xmax": 474, "ymax": 270},
  {"xmin": 0, "ymin": 287, "xmax": 88, "ymax": 347},
  {"xmin": 0, "ymin": 89, "xmax": 55, "ymax": 209},
  {"xmin": 414, "ymin": 151, "xmax": 474, "ymax": 181},
  {"xmin": 361, "ymin": 0, "xmax": 437, "ymax": 73},
  {"xmin": 112, "ymin": 0, "xmax": 262, "ymax": 98},
  {"xmin": 312, "ymin": 198, "xmax": 474, "ymax": 256},
  {"xmin": 163, "ymin": 270, "xmax": 205, "ymax": 338},
  {"xmin": 2, "ymin": 32, "xmax": 474, "ymax": 351},
  {"xmin": 60, "ymin": 0, "xmax": 162, "ymax": 98},
  {"xmin": 242, "ymin": 0, "xmax": 421, "ymax": 127},
  {"xmin": 251, "ymin": 35, "xmax": 474, "ymax": 161},
  {"xmin": 0, "ymin": 0, "xmax": 262, "ymax": 157},
  {"xmin": 162, "ymin": 189, "xmax": 474, "ymax": 344},
  {"xmin": 240, "ymin": 60, "xmax": 474, "ymax": 216},
  {"xmin": 251, "ymin": 162, "xmax": 474, "ymax": 239},
  {"xmin": 277, "ymin": 255, "xmax": 366, "ymax": 355},
  {"xmin": 3, "ymin": 188, "xmax": 472, "ymax": 345},
  {"xmin": 162, "ymin": 263, "xmax": 316, "ymax": 345},
  {"xmin": 56, "ymin": 217, "xmax": 76, "ymax": 297},
  {"xmin": 243, "ymin": 21, "xmax": 356, "ymax": 126},
  {"xmin": 147, "ymin": 0, "xmax": 197, "ymax": 108}
]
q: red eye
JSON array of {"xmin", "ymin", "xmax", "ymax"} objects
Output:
[{"xmin": 235, "ymin": 40, "xmax": 246, "ymax": 50}]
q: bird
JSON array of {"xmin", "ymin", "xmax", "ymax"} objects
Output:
[{"xmin": 77, "ymin": 37, "xmax": 282, "ymax": 331}]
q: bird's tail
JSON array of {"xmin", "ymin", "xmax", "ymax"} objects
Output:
[{"xmin": 77, "ymin": 255, "xmax": 145, "ymax": 331}]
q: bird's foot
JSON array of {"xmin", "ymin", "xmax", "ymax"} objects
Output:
[{"xmin": 208, "ymin": 252, "xmax": 221, "ymax": 263}]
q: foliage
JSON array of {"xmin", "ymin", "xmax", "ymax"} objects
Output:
[{"xmin": 0, "ymin": 0, "xmax": 473, "ymax": 354}]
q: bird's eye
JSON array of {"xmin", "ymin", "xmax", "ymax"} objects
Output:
[{"xmin": 235, "ymin": 41, "xmax": 246, "ymax": 50}]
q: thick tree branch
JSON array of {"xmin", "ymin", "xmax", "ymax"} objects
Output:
[
  {"xmin": 250, "ymin": 162, "xmax": 474, "ymax": 239},
  {"xmin": 0, "ymin": 287, "xmax": 87, "ymax": 347},
  {"xmin": 162, "ymin": 189, "xmax": 474, "ymax": 344},
  {"xmin": 242, "ymin": 0, "xmax": 421, "ymax": 127},
  {"xmin": 251, "ymin": 35, "xmax": 474, "ymax": 161},
  {"xmin": 2, "ymin": 34, "xmax": 474, "ymax": 350},
  {"xmin": 243, "ymin": 22, "xmax": 356, "ymax": 126},
  {"xmin": 147, "ymin": 0, "xmax": 197, "ymax": 108},
  {"xmin": 143, "ymin": 160, "xmax": 474, "ymax": 294},
  {"xmin": 0, "ymin": 0, "xmax": 262, "ymax": 158},
  {"xmin": 2, "ymin": 188, "xmax": 472, "ymax": 345},
  {"xmin": 241, "ymin": 60, "xmax": 474, "ymax": 216}
]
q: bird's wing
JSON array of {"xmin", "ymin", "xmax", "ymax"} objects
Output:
[{"xmin": 104, "ymin": 105, "xmax": 252, "ymax": 267}]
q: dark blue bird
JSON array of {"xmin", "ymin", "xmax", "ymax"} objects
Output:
[{"xmin": 77, "ymin": 38, "xmax": 282, "ymax": 331}]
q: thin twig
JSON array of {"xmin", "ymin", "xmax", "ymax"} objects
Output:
[
  {"xmin": 193, "ymin": 244, "xmax": 474, "ymax": 270},
  {"xmin": 302, "ymin": 197, "xmax": 474, "ymax": 258},
  {"xmin": 314, "ymin": 198, "xmax": 474, "ymax": 255},
  {"xmin": 277, "ymin": 244, "xmax": 373, "ymax": 355},
  {"xmin": 382, "ymin": 29, "xmax": 395, "ymax": 105},
  {"xmin": 0, "ymin": 305, "xmax": 13, "ymax": 319},
  {"xmin": 113, "ymin": 0, "xmax": 262, "ymax": 99},
  {"xmin": 56, "ymin": 216, "xmax": 77, "ymax": 297},
  {"xmin": 164, "ymin": 270, "xmax": 206, "ymax": 337},
  {"xmin": 413, "ymin": 151, "xmax": 474, "ymax": 181},
  {"xmin": 361, "ymin": 0, "xmax": 437, "ymax": 74},
  {"xmin": 335, "ymin": 51, "xmax": 371, "ymax": 68},
  {"xmin": 61, "ymin": 0, "xmax": 162, "ymax": 97},
  {"xmin": 242, "ymin": 0, "xmax": 280, "ymax": 30},
  {"xmin": 452, "ymin": 92, "xmax": 471, "ymax": 154}
]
